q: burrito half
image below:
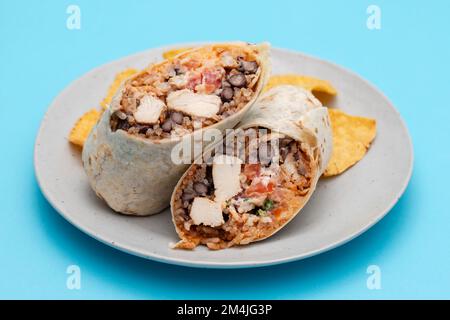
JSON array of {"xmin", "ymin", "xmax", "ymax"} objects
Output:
[
  {"xmin": 171, "ymin": 85, "xmax": 332, "ymax": 249},
  {"xmin": 82, "ymin": 42, "xmax": 270, "ymax": 215}
]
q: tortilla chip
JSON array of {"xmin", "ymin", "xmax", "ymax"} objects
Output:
[
  {"xmin": 264, "ymin": 74, "xmax": 337, "ymax": 104},
  {"xmin": 324, "ymin": 109, "xmax": 377, "ymax": 177},
  {"xmin": 162, "ymin": 47, "xmax": 193, "ymax": 60},
  {"xmin": 68, "ymin": 109, "xmax": 101, "ymax": 148},
  {"xmin": 100, "ymin": 68, "xmax": 138, "ymax": 110}
]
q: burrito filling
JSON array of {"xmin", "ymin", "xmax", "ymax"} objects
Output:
[
  {"xmin": 172, "ymin": 128, "xmax": 313, "ymax": 249},
  {"xmin": 110, "ymin": 46, "xmax": 262, "ymax": 139}
]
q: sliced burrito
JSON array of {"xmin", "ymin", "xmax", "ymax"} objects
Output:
[
  {"xmin": 82, "ymin": 42, "xmax": 270, "ymax": 215},
  {"xmin": 171, "ymin": 85, "xmax": 332, "ymax": 249}
]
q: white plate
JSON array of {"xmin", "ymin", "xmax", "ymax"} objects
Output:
[{"xmin": 34, "ymin": 44, "xmax": 413, "ymax": 268}]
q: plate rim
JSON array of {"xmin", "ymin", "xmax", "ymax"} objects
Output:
[{"xmin": 34, "ymin": 43, "xmax": 414, "ymax": 268}]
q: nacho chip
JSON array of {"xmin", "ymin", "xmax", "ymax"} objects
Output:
[
  {"xmin": 68, "ymin": 109, "xmax": 101, "ymax": 148},
  {"xmin": 100, "ymin": 68, "xmax": 138, "ymax": 110},
  {"xmin": 263, "ymin": 74, "xmax": 337, "ymax": 104},
  {"xmin": 162, "ymin": 47, "xmax": 192, "ymax": 60},
  {"xmin": 324, "ymin": 109, "xmax": 377, "ymax": 177}
]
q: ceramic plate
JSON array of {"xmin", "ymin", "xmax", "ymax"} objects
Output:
[{"xmin": 34, "ymin": 44, "xmax": 413, "ymax": 268}]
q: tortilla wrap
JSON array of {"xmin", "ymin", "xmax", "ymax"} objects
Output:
[
  {"xmin": 82, "ymin": 42, "xmax": 270, "ymax": 215},
  {"xmin": 170, "ymin": 85, "xmax": 332, "ymax": 249}
]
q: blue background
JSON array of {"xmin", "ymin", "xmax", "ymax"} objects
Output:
[{"xmin": 1, "ymin": 0, "xmax": 449, "ymax": 299}]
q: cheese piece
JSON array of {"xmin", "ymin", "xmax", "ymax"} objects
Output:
[
  {"xmin": 213, "ymin": 155, "xmax": 243, "ymax": 203},
  {"xmin": 166, "ymin": 89, "xmax": 221, "ymax": 118},
  {"xmin": 133, "ymin": 95, "xmax": 165, "ymax": 124},
  {"xmin": 190, "ymin": 197, "xmax": 224, "ymax": 227}
]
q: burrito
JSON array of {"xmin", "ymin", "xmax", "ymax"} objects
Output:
[
  {"xmin": 171, "ymin": 85, "xmax": 332, "ymax": 249},
  {"xmin": 82, "ymin": 42, "xmax": 270, "ymax": 215}
]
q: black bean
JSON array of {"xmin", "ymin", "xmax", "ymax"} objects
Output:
[
  {"xmin": 240, "ymin": 60, "xmax": 258, "ymax": 74},
  {"xmin": 138, "ymin": 125, "xmax": 150, "ymax": 134},
  {"xmin": 280, "ymin": 147, "xmax": 289, "ymax": 161},
  {"xmin": 280, "ymin": 138, "xmax": 293, "ymax": 147},
  {"xmin": 228, "ymin": 73, "xmax": 247, "ymax": 87},
  {"xmin": 117, "ymin": 120, "xmax": 130, "ymax": 131},
  {"xmin": 222, "ymin": 80, "xmax": 231, "ymax": 87},
  {"xmin": 205, "ymin": 166, "xmax": 213, "ymax": 186},
  {"xmin": 170, "ymin": 112, "xmax": 184, "ymax": 125},
  {"xmin": 193, "ymin": 182, "xmax": 208, "ymax": 195},
  {"xmin": 182, "ymin": 192, "xmax": 196, "ymax": 202},
  {"xmin": 161, "ymin": 119, "xmax": 173, "ymax": 132},
  {"xmin": 222, "ymin": 213, "xmax": 229, "ymax": 222},
  {"xmin": 221, "ymin": 87, "xmax": 234, "ymax": 102},
  {"xmin": 114, "ymin": 110, "xmax": 127, "ymax": 120}
]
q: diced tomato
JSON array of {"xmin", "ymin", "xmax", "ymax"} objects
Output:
[
  {"xmin": 203, "ymin": 83, "xmax": 217, "ymax": 94},
  {"xmin": 271, "ymin": 207, "xmax": 285, "ymax": 217},
  {"xmin": 202, "ymin": 69, "xmax": 223, "ymax": 94},
  {"xmin": 245, "ymin": 181, "xmax": 274, "ymax": 196},
  {"xmin": 243, "ymin": 164, "xmax": 261, "ymax": 180},
  {"xmin": 203, "ymin": 69, "xmax": 222, "ymax": 86},
  {"xmin": 186, "ymin": 73, "xmax": 202, "ymax": 91}
]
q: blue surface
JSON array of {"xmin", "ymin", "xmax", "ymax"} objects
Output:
[{"xmin": 1, "ymin": 0, "xmax": 449, "ymax": 299}]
